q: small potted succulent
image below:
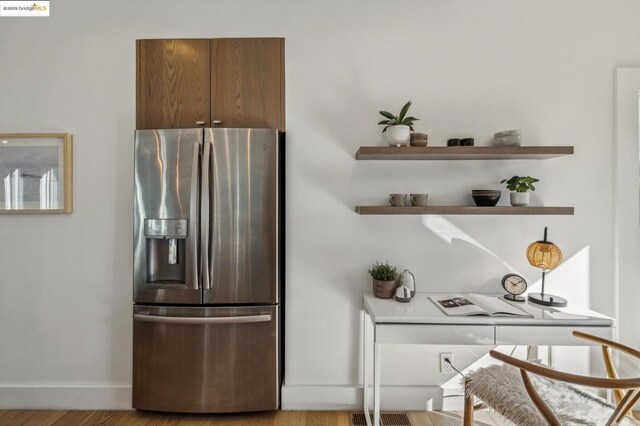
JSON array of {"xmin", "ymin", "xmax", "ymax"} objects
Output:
[
  {"xmin": 368, "ymin": 261, "xmax": 398, "ymax": 299},
  {"xmin": 500, "ymin": 175, "xmax": 539, "ymax": 206},
  {"xmin": 378, "ymin": 101, "xmax": 419, "ymax": 147}
]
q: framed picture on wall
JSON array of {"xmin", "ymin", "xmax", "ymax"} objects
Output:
[{"xmin": 0, "ymin": 133, "xmax": 73, "ymax": 214}]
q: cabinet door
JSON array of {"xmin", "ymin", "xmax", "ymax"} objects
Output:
[
  {"xmin": 137, "ymin": 39, "xmax": 210, "ymax": 129},
  {"xmin": 210, "ymin": 38, "xmax": 285, "ymax": 130}
]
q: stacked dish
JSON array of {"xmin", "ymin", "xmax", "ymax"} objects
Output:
[
  {"xmin": 494, "ymin": 129, "xmax": 522, "ymax": 146},
  {"xmin": 410, "ymin": 132, "xmax": 428, "ymax": 147}
]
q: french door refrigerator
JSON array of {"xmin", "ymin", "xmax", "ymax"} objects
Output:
[{"xmin": 133, "ymin": 128, "xmax": 280, "ymax": 413}]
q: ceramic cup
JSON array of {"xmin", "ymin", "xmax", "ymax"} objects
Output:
[
  {"xmin": 389, "ymin": 194, "xmax": 407, "ymax": 207},
  {"xmin": 410, "ymin": 194, "xmax": 428, "ymax": 207}
]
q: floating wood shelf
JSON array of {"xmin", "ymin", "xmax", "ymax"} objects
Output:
[
  {"xmin": 355, "ymin": 206, "xmax": 575, "ymax": 215},
  {"xmin": 355, "ymin": 146, "xmax": 574, "ymax": 160}
]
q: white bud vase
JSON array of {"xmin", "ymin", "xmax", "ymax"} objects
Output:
[
  {"xmin": 510, "ymin": 192, "xmax": 530, "ymax": 207},
  {"xmin": 382, "ymin": 125, "xmax": 410, "ymax": 147}
]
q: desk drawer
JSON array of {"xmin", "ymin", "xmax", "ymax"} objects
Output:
[
  {"xmin": 376, "ymin": 324, "xmax": 495, "ymax": 345},
  {"xmin": 496, "ymin": 326, "xmax": 613, "ymax": 346}
]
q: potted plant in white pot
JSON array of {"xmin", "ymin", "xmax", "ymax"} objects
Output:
[
  {"xmin": 378, "ymin": 101, "xmax": 419, "ymax": 147},
  {"xmin": 368, "ymin": 261, "xmax": 398, "ymax": 299},
  {"xmin": 500, "ymin": 175, "xmax": 539, "ymax": 206}
]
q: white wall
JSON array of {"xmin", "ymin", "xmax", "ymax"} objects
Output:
[
  {"xmin": 0, "ymin": 0, "xmax": 638, "ymax": 409},
  {"xmin": 614, "ymin": 69, "xmax": 640, "ymax": 383}
]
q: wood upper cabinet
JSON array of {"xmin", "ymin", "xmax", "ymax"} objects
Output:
[
  {"xmin": 137, "ymin": 38, "xmax": 285, "ymax": 130},
  {"xmin": 210, "ymin": 38, "xmax": 285, "ymax": 130},
  {"xmin": 136, "ymin": 39, "xmax": 210, "ymax": 129}
]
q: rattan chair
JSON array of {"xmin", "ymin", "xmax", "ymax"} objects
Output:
[{"xmin": 463, "ymin": 331, "xmax": 640, "ymax": 426}]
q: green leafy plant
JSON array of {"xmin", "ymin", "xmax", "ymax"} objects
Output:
[
  {"xmin": 368, "ymin": 261, "xmax": 398, "ymax": 281},
  {"xmin": 378, "ymin": 101, "xmax": 419, "ymax": 132},
  {"xmin": 500, "ymin": 176, "xmax": 540, "ymax": 193}
]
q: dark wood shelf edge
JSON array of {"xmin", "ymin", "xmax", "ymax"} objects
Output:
[
  {"xmin": 355, "ymin": 146, "xmax": 574, "ymax": 160},
  {"xmin": 354, "ymin": 206, "xmax": 575, "ymax": 215}
]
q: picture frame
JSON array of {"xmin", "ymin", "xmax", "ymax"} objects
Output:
[{"xmin": 0, "ymin": 133, "xmax": 73, "ymax": 214}]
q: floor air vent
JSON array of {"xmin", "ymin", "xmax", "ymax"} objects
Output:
[{"xmin": 350, "ymin": 412, "xmax": 412, "ymax": 426}]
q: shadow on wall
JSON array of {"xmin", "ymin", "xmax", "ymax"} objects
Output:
[
  {"xmin": 422, "ymin": 214, "xmax": 591, "ymax": 305},
  {"xmin": 526, "ymin": 245, "xmax": 590, "ymax": 308},
  {"xmin": 422, "ymin": 215, "xmax": 520, "ymax": 268},
  {"xmin": 421, "ymin": 215, "xmax": 529, "ymax": 291}
]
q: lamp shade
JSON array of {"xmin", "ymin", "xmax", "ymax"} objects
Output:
[
  {"xmin": 526, "ymin": 227, "xmax": 567, "ymax": 307},
  {"xmin": 526, "ymin": 240, "xmax": 563, "ymax": 270}
]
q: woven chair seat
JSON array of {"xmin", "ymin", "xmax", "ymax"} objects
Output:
[{"xmin": 466, "ymin": 364, "xmax": 638, "ymax": 426}]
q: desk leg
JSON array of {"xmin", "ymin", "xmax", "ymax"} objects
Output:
[
  {"xmin": 374, "ymin": 342, "xmax": 381, "ymax": 426},
  {"xmin": 527, "ymin": 345, "xmax": 538, "ymax": 361},
  {"xmin": 363, "ymin": 310, "xmax": 372, "ymax": 426},
  {"xmin": 528, "ymin": 345, "xmax": 554, "ymax": 367}
]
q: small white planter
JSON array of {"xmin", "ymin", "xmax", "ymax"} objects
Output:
[
  {"xmin": 510, "ymin": 192, "xmax": 530, "ymax": 207},
  {"xmin": 382, "ymin": 125, "xmax": 410, "ymax": 146}
]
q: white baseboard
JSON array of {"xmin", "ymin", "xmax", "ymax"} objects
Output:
[
  {"xmin": 0, "ymin": 384, "xmax": 455, "ymax": 411},
  {"xmin": 0, "ymin": 385, "xmax": 132, "ymax": 410},
  {"xmin": 281, "ymin": 385, "xmax": 446, "ymax": 411}
]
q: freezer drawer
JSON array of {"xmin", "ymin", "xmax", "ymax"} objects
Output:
[{"xmin": 133, "ymin": 305, "xmax": 279, "ymax": 413}]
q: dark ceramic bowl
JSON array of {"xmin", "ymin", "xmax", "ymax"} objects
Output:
[{"xmin": 471, "ymin": 190, "xmax": 501, "ymax": 207}]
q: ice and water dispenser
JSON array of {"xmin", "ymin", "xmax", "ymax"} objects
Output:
[{"xmin": 144, "ymin": 219, "xmax": 188, "ymax": 284}]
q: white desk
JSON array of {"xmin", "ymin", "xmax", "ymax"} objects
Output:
[{"xmin": 362, "ymin": 292, "xmax": 615, "ymax": 426}]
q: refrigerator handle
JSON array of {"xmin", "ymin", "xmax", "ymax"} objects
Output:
[
  {"xmin": 189, "ymin": 141, "xmax": 200, "ymax": 290},
  {"xmin": 200, "ymin": 141, "xmax": 211, "ymax": 290},
  {"xmin": 134, "ymin": 313, "xmax": 271, "ymax": 324}
]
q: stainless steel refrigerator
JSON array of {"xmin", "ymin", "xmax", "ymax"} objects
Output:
[{"xmin": 132, "ymin": 128, "xmax": 280, "ymax": 413}]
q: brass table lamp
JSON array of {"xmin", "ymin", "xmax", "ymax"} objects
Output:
[{"xmin": 526, "ymin": 227, "xmax": 566, "ymax": 307}]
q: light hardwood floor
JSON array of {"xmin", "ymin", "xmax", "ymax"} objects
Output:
[
  {"xmin": 0, "ymin": 410, "xmax": 511, "ymax": 426},
  {"xmin": 5, "ymin": 407, "xmax": 638, "ymax": 425}
]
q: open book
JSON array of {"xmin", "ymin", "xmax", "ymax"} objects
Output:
[{"xmin": 429, "ymin": 294, "xmax": 533, "ymax": 317}]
